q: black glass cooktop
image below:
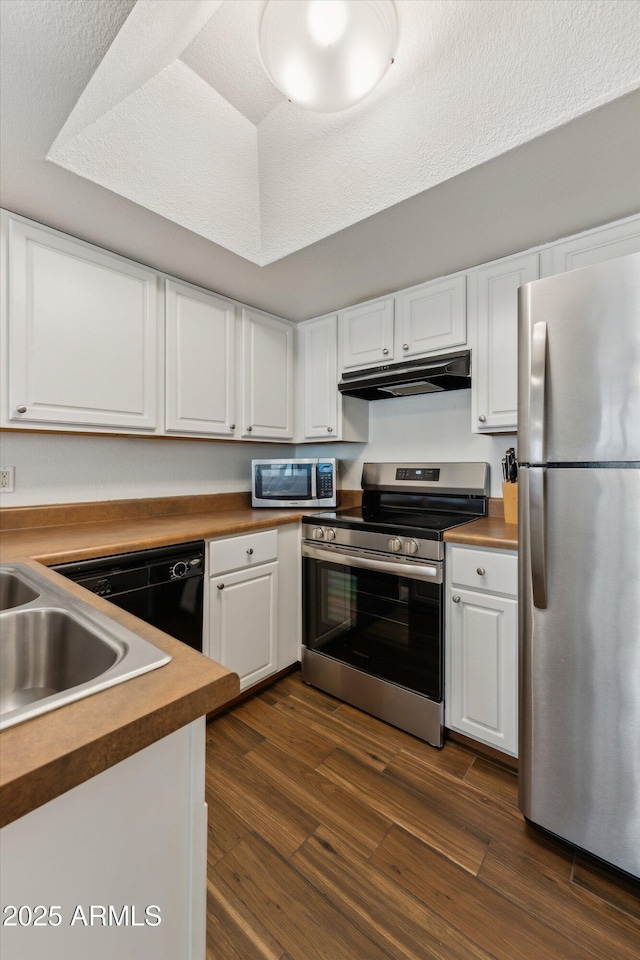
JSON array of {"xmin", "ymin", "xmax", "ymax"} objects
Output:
[{"xmin": 306, "ymin": 507, "xmax": 477, "ymax": 541}]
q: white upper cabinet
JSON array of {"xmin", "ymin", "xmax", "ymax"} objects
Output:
[
  {"xmin": 165, "ymin": 280, "xmax": 235, "ymax": 436},
  {"xmin": 296, "ymin": 315, "xmax": 369, "ymax": 443},
  {"xmin": 5, "ymin": 216, "xmax": 157, "ymax": 430},
  {"xmin": 396, "ymin": 275, "xmax": 466, "ymax": 360},
  {"xmin": 470, "ymin": 252, "xmax": 539, "ymax": 434},
  {"xmin": 241, "ymin": 308, "xmax": 294, "ymax": 440},
  {"xmin": 339, "ymin": 276, "xmax": 466, "ymax": 374},
  {"xmin": 300, "ymin": 314, "xmax": 339, "ymax": 439},
  {"xmin": 340, "ymin": 296, "xmax": 395, "ymax": 370},
  {"xmin": 540, "ymin": 215, "xmax": 640, "ymax": 277}
]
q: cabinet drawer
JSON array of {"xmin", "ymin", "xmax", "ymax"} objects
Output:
[
  {"xmin": 449, "ymin": 546, "xmax": 517, "ymax": 597},
  {"xmin": 209, "ymin": 529, "xmax": 278, "ymax": 576}
]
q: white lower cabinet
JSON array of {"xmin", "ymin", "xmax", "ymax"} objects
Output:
[
  {"xmin": 206, "ymin": 525, "xmax": 300, "ymax": 691},
  {"xmin": 0, "ymin": 720, "xmax": 207, "ymax": 960},
  {"xmin": 209, "ymin": 561, "xmax": 278, "ymax": 691},
  {"xmin": 446, "ymin": 545, "xmax": 518, "ymax": 757}
]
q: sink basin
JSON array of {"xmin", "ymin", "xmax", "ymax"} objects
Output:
[
  {"xmin": 0, "ymin": 564, "xmax": 171, "ymax": 730},
  {"xmin": 1, "ymin": 609, "xmax": 120, "ymax": 713},
  {"xmin": 0, "ymin": 571, "xmax": 39, "ymax": 611}
]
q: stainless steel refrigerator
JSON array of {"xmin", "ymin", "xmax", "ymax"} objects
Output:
[{"xmin": 518, "ymin": 251, "xmax": 640, "ymax": 878}]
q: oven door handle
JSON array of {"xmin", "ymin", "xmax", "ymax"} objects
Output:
[{"xmin": 302, "ymin": 543, "xmax": 443, "ymax": 584}]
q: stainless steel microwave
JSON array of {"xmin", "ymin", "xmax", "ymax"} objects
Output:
[{"xmin": 252, "ymin": 458, "xmax": 338, "ymax": 508}]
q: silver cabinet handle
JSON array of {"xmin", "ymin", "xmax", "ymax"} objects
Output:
[
  {"xmin": 217, "ymin": 583, "xmax": 225, "ymax": 590},
  {"xmin": 246, "ymin": 548, "xmax": 254, "ymax": 555},
  {"xmin": 16, "ymin": 405, "xmax": 27, "ymax": 414},
  {"xmin": 382, "ymin": 347, "xmax": 389, "ymax": 355},
  {"xmin": 476, "ymin": 567, "xmax": 485, "ymax": 576},
  {"xmin": 478, "ymin": 415, "xmax": 486, "ymax": 423},
  {"xmin": 230, "ymin": 423, "xmax": 236, "ymax": 430},
  {"xmin": 452, "ymin": 595, "xmax": 461, "ymax": 603},
  {"xmin": 246, "ymin": 425, "xmax": 252, "ymax": 432},
  {"xmin": 402, "ymin": 343, "xmax": 409, "ymax": 350}
]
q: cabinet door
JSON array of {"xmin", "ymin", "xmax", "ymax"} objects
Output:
[
  {"xmin": 396, "ymin": 275, "xmax": 466, "ymax": 359},
  {"xmin": 209, "ymin": 562, "xmax": 278, "ymax": 690},
  {"xmin": 340, "ymin": 296, "xmax": 394, "ymax": 370},
  {"xmin": 165, "ymin": 280, "xmax": 235, "ymax": 436},
  {"xmin": 540, "ymin": 216, "xmax": 640, "ymax": 277},
  {"xmin": 7, "ymin": 218, "xmax": 157, "ymax": 430},
  {"xmin": 448, "ymin": 588, "xmax": 518, "ymax": 756},
  {"xmin": 301, "ymin": 315, "xmax": 338, "ymax": 439},
  {"xmin": 241, "ymin": 309, "xmax": 293, "ymax": 439},
  {"xmin": 470, "ymin": 252, "xmax": 539, "ymax": 433}
]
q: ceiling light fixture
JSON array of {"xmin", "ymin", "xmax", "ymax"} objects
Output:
[{"xmin": 257, "ymin": 0, "xmax": 398, "ymax": 113}]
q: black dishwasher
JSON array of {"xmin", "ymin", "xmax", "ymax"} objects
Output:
[{"xmin": 52, "ymin": 541, "xmax": 204, "ymax": 652}]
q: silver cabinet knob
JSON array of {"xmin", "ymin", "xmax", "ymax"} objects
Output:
[
  {"xmin": 230, "ymin": 423, "xmax": 236, "ymax": 430},
  {"xmin": 246, "ymin": 425, "xmax": 253, "ymax": 432},
  {"xmin": 389, "ymin": 537, "xmax": 402, "ymax": 552},
  {"xmin": 325, "ymin": 528, "xmax": 337, "ymax": 541},
  {"xmin": 476, "ymin": 567, "xmax": 485, "ymax": 576},
  {"xmin": 402, "ymin": 343, "xmax": 409, "ymax": 351},
  {"xmin": 217, "ymin": 583, "xmax": 225, "ymax": 590},
  {"xmin": 382, "ymin": 347, "xmax": 389, "ymax": 355},
  {"xmin": 327, "ymin": 426, "xmax": 333, "ymax": 433},
  {"xmin": 478, "ymin": 415, "xmax": 486, "ymax": 423},
  {"xmin": 452, "ymin": 595, "xmax": 461, "ymax": 603},
  {"xmin": 313, "ymin": 528, "xmax": 325, "ymax": 539},
  {"xmin": 246, "ymin": 548, "xmax": 254, "ymax": 555},
  {"xmin": 405, "ymin": 540, "xmax": 419, "ymax": 555},
  {"xmin": 16, "ymin": 405, "xmax": 27, "ymax": 414}
]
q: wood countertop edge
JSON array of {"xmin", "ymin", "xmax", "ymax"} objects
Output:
[
  {"xmin": 444, "ymin": 517, "xmax": 518, "ymax": 551},
  {"xmin": 0, "ymin": 559, "xmax": 240, "ymax": 827}
]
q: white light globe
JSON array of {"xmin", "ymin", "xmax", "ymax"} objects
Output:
[{"xmin": 258, "ymin": 0, "xmax": 398, "ymax": 113}]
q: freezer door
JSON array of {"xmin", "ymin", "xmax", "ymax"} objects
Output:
[
  {"xmin": 519, "ymin": 466, "xmax": 640, "ymax": 876},
  {"xmin": 518, "ymin": 252, "xmax": 640, "ymax": 464}
]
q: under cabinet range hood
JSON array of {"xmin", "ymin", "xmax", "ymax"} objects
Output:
[{"xmin": 338, "ymin": 350, "xmax": 471, "ymax": 401}]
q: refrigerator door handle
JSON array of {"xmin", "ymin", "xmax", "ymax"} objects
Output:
[
  {"xmin": 529, "ymin": 466, "xmax": 547, "ymax": 609},
  {"xmin": 530, "ymin": 321, "xmax": 547, "ymax": 465}
]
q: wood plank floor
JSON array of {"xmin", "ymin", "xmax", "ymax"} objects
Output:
[{"xmin": 205, "ymin": 672, "xmax": 640, "ymax": 960}]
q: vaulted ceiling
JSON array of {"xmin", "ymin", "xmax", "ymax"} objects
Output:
[{"xmin": 2, "ymin": 0, "xmax": 639, "ymax": 319}]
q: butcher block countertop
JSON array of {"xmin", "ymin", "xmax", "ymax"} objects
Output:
[{"xmin": 0, "ymin": 491, "xmax": 331, "ymax": 827}]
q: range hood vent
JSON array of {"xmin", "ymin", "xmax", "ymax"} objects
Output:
[{"xmin": 338, "ymin": 350, "xmax": 471, "ymax": 401}]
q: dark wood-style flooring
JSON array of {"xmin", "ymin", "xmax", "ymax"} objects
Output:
[{"xmin": 205, "ymin": 672, "xmax": 640, "ymax": 960}]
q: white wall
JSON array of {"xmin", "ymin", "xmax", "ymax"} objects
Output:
[
  {"xmin": 0, "ymin": 389, "xmax": 512, "ymax": 506},
  {"xmin": 0, "ymin": 432, "xmax": 290, "ymax": 506},
  {"xmin": 302, "ymin": 389, "xmax": 513, "ymax": 498}
]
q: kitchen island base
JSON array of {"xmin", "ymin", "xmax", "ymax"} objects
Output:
[{"xmin": 0, "ymin": 719, "xmax": 206, "ymax": 960}]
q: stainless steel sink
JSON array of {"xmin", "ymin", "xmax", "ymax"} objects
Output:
[
  {"xmin": 0, "ymin": 564, "xmax": 171, "ymax": 730},
  {"xmin": 0, "ymin": 570, "xmax": 40, "ymax": 611}
]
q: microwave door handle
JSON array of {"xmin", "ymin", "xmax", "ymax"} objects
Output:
[{"xmin": 310, "ymin": 465, "xmax": 318, "ymax": 500}]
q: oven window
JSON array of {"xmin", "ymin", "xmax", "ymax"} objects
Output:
[
  {"xmin": 303, "ymin": 555, "xmax": 442, "ymax": 700},
  {"xmin": 256, "ymin": 464, "xmax": 313, "ymax": 500}
]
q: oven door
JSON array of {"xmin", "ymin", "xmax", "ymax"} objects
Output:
[{"xmin": 302, "ymin": 544, "xmax": 443, "ymax": 701}]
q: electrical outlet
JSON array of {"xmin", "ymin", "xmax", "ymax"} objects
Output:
[{"xmin": 0, "ymin": 467, "xmax": 15, "ymax": 493}]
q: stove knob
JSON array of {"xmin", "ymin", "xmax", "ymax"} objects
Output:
[
  {"xmin": 405, "ymin": 540, "xmax": 419, "ymax": 555},
  {"xmin": 389, "ymin": 537, "xmax": 403, "ymax": 552},
  {"xmin": 313, "ymin": 528, "xmax": 325, "ymax": 540},
  {"xmin": 325, "ymin": 528, "xmax": 337, "ymax": 541}
]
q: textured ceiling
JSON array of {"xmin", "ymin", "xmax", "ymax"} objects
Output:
[
  {"xmin": 44, "ymin": 0, "xmax": 640, "ymax": 266},
  {"xmin": 1, "ymin": 0, "xmax": 639, "ymax": 320}
]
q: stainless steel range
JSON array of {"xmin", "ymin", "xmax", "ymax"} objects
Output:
[{"xmin": 301, "ymin": 462, "xmax": 489, "ymax": 746}]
